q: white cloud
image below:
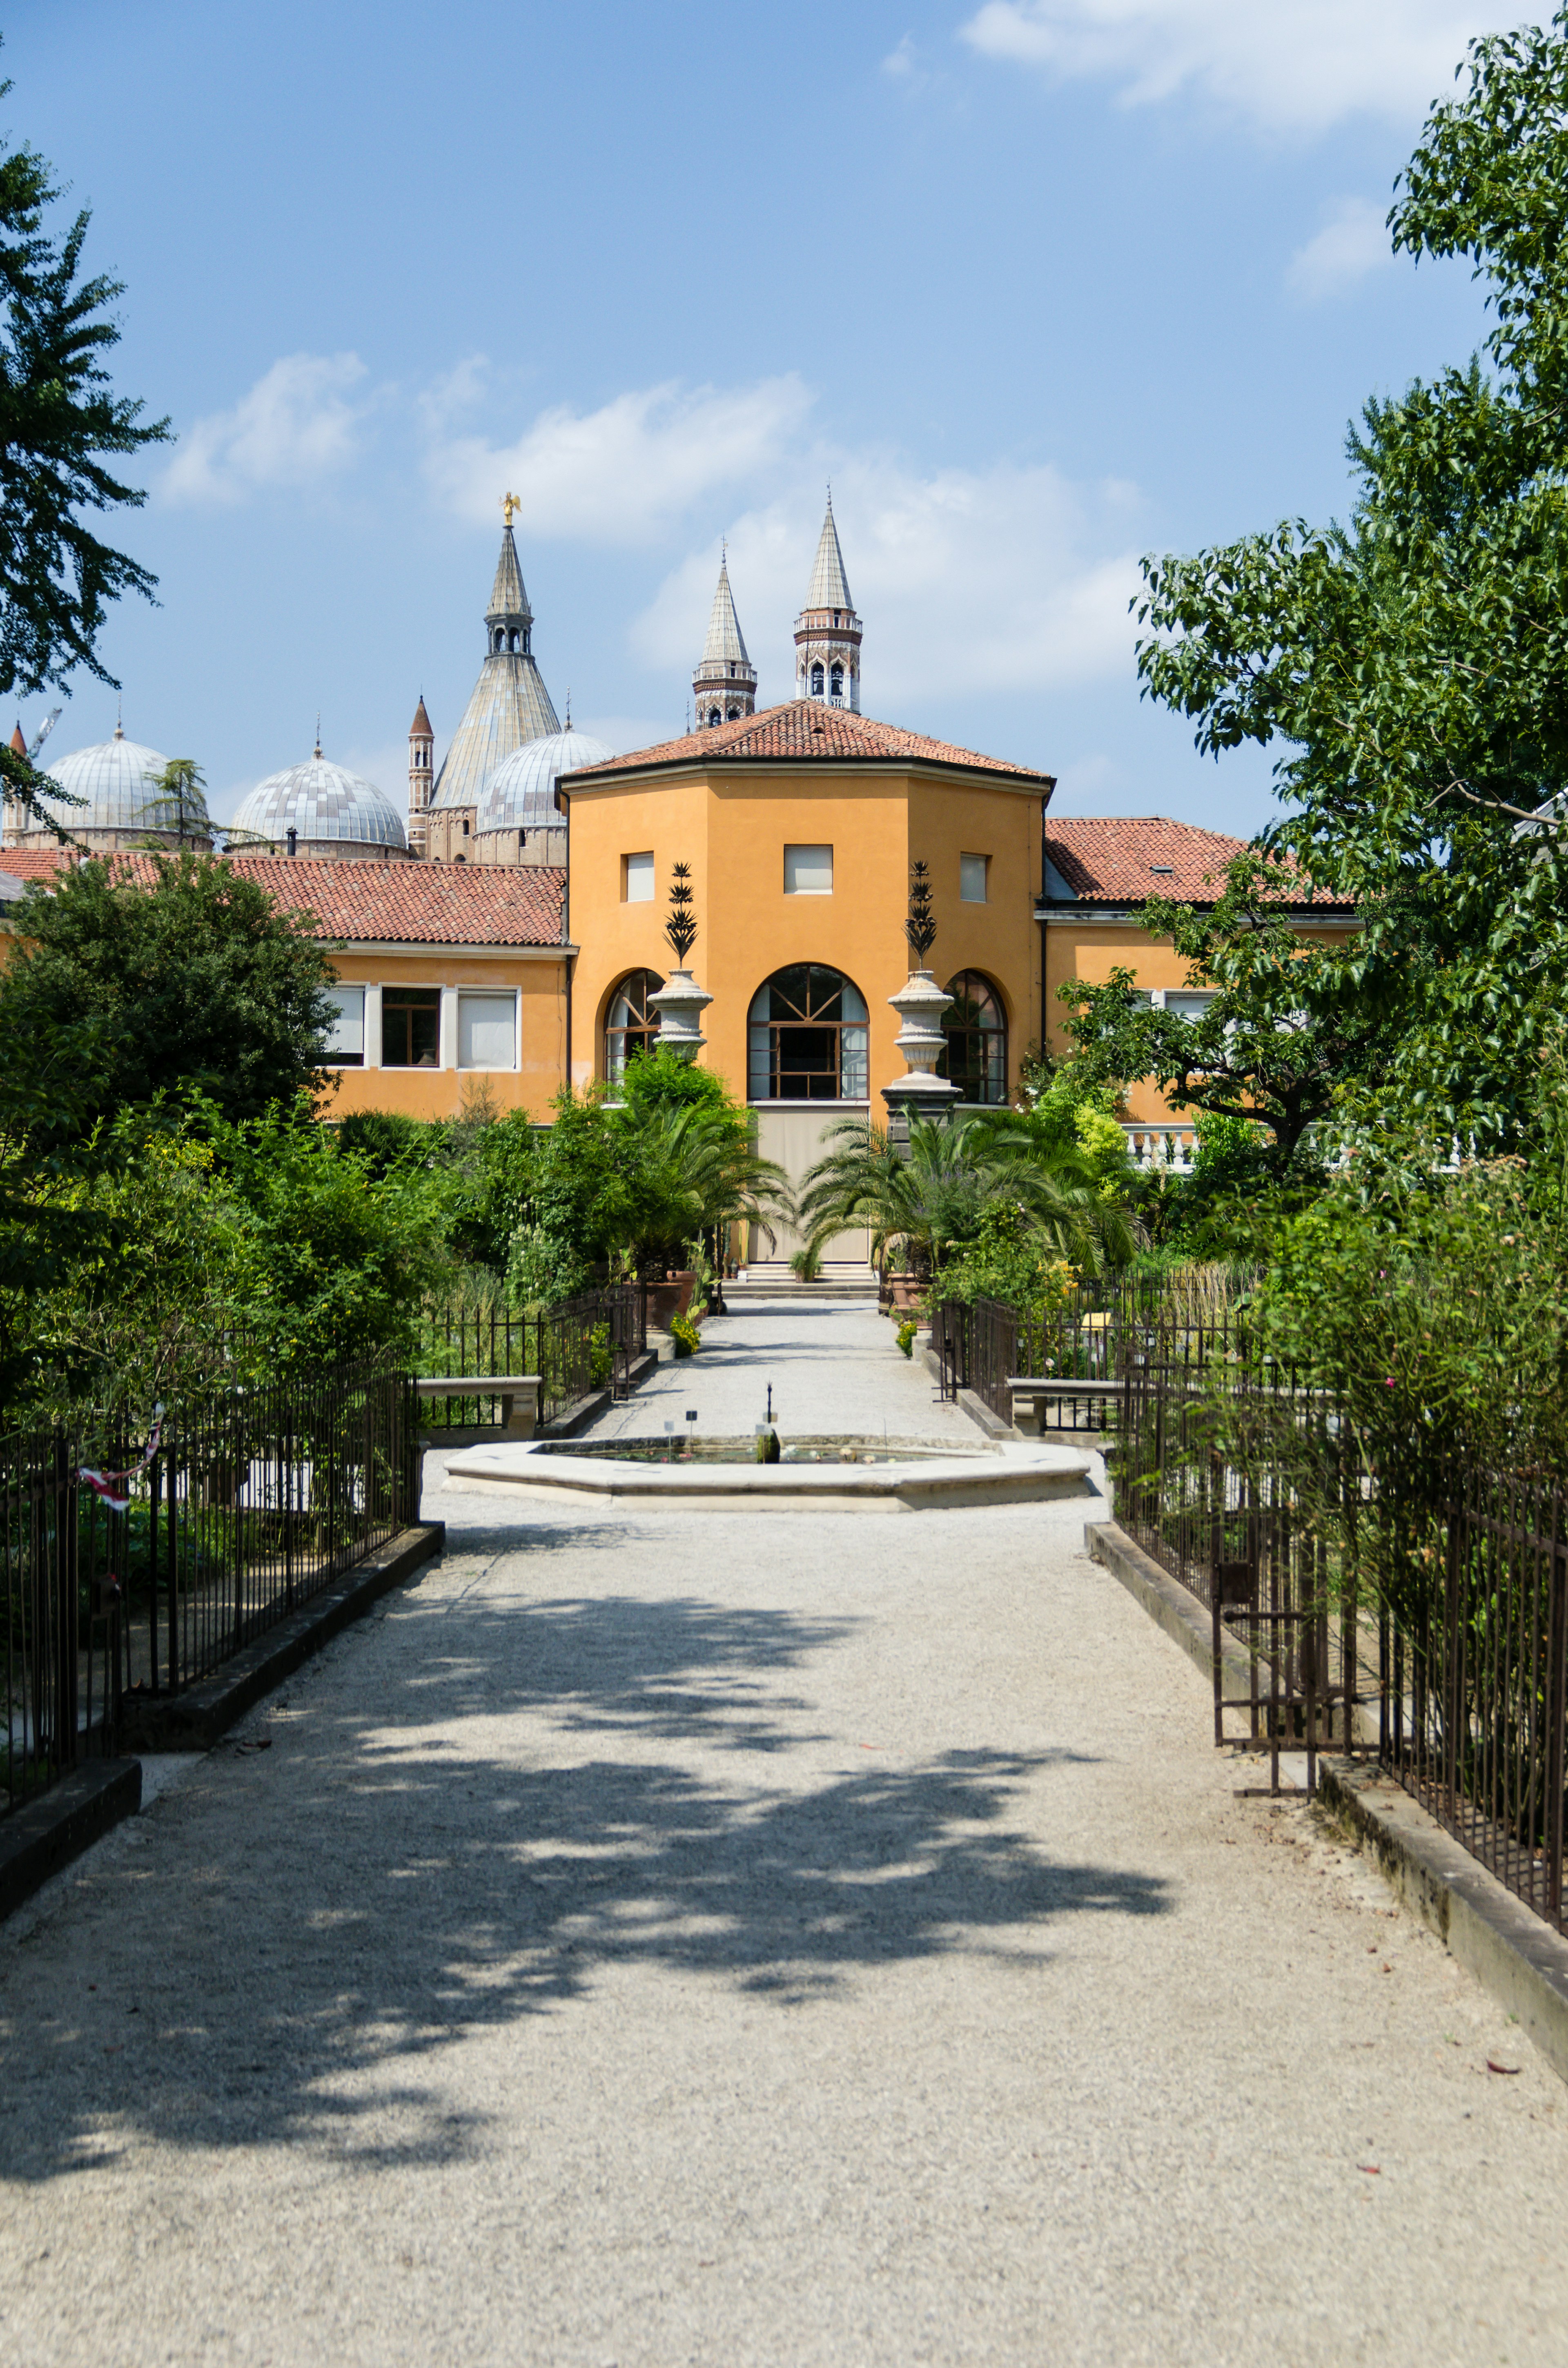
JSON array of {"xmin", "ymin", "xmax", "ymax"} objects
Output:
[
  {"xmin": 162, "ymin": 354, "xmax": 369, "ymax": 506},
  {"xmin": 426, "ymin": 377, "xmax": 814, "ymax": 545},
  {"xmin": 1288, "ymin": 196, "xmax": 1392, "ymax": 297},
  {"xmin": 959, "ymin": 2, "xmax": 1552, "ymax": 134},
  {"xmin": 634, "ymin": 461, "xmax": 1143, "ymax": 707}
]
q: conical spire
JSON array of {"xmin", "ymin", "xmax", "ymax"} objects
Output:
[
  {"xmin": 486, "ymin": 524, "xmax": 533, "ymax": 627},
  {"xmin": 692, "ymin": 543, "xmax": 758, "ymax": 728},
  {"xmin": 701, "ymin": 552, "xmax": 752, "ymax": 668},
  {"xmin": 805, "ymin": 490, "xmax": 854, "ymax": 612},
  {"xmin": 795, "ymin": 490, "xmax": 863, "ymax": 712}
]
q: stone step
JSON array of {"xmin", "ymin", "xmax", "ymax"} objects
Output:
[{"xmin": 727, "ymin": 1265, "xmax": 878, "ymax": 1300}]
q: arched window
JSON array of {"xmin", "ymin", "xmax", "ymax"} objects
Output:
[
  {"xmin": 938, "ymin": 972, "xmax": 1007, "ymax": 1105},
  {"xmin": 707, "ymin": 706, "xmax": 722, "ymax": 727},
  {"xmin": 829, "ymin": 662, "xmax": 844, "ymax": 702},
  {"xmin": 810, "ymin": 661, "xmax": 825, "ymax": 696},
  {"xmin": 748, "ymin": 965, "xmax": 868, "ymax": 1102},
  {"xmin": 604, "ymin": 969, "xmax": 664, "ymax": 1082}
]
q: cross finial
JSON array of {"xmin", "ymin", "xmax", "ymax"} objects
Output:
[{"xmin": 501, "ymin": 491, "xmax": 520, "ymax": 528}]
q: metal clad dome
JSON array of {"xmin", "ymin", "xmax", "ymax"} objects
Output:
[
  {"xmin": 41, "ymin": 731, "xmax": 171, "ymax": 833},
  {"xmin": 230, "ymin": 753, "xmax": 407, "ymax": 852},
  {"xmin": 476, "ymin": 727, "xmax": 615, "ymax": 836}
]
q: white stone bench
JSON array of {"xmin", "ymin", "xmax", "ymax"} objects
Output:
[
  {"xmin": 416, "ymin": 1375, "xmax": 541, "ymax": 1439},
  {"xmin": 1007, "ymin": 1376, "xmax": 1125, "ymax": 1436}
]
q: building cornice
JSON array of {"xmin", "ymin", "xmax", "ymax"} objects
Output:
[
  {"xmin": 563, "ymin": 756, "xmax": 1057, "ymax": 803},
  {"xmin": 1035, "ymin": 901, "xmax": 1359, "ymax": 928},
  {"xmin": 323, "ymin": 937, "xmax": 575, "ymax": 960}
]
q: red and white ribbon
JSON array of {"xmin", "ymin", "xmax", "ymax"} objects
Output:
[{"xmin": 79, "ymin": 1404, "xmax": 166, "ymax": 1512}]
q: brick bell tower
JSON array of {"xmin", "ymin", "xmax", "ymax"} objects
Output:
[
  {"xmin": 794, "ymin": 489, "xmax": 862, "ymax": 711},
  {"xmin": 407, "ymin": 695, "xmax": 434, "ymax": 857}
]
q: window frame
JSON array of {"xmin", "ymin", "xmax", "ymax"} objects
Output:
[
  {"xmin": 623, "ymin": 850, "xmax": 655, "ymax": 903},
  {"xmin": 747, "ymin": 964, "xmax": 869, "ymax": 1103},
  {"xmin": 959, "ymin": 851, "xmax": 989, "ymax": 904},
  {"xmin": 323, "ymin": 983, "xmax": 365, "ymax": 1068},
  {"xmin": 783, "ymin": 843, "xmax": 834, "ymax": 896},
  {"xmin": 937, "ymin": 970, "xmax": 1008, "ymax": 1106},
  {"xmin": 381, "ymin": 984, "xmax": 442, "ymax": 1070},
  {"xmin": 457, "ymin": 989, "xmax": 519, "ymax": 1072},
  {"xmin": 603, "ymin": 968, "xmax": 665, "ymax": 1082}
]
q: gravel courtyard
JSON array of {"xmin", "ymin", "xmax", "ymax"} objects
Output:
[{"xmin": 1, "ymin": 1303, "xmax": 1565, "ymax": 2365}]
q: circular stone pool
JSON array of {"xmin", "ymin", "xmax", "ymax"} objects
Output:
[{"xmin": 440, "ymin": 1432, "xmax": 1096, "ymax": 1513}]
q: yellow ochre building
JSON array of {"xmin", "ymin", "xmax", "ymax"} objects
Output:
[{"xmin": 1, "ymin": 497, "xmax": 1352, "ymax": 1197}]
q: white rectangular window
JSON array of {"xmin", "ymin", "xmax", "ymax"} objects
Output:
[
  {"xmin": 1166, "ymin": 990, "xmax": 1218, "ymax": 1023},
  {"xmin": 324, "ymin": 985, "xmax": 365, "ymax": 1066},
  {"xmin": 624, "ymin": 851, "xmax": 655, "ymax": 903},
  {"xmin": 784, "ymin": 843, "xmax": 833, "ymax": 894},
  {"xmin": 960, "ymin": 852, "xmax": 989, "ymax": 903},
  {"xmin": 458, "ymin": 992, "xmax": 517, "ymax": 1070}
]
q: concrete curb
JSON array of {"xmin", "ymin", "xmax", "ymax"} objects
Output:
[
  {"xmin": 1085, "ymin": 1518, "xmax": 1254, "ymax": 1699},
  {"xmin": 119, "ymin": 1523, "xmax": 444, "ymax": 1752},
  {"xmin": 1318, "ymin": 1759, "xmax": 1568, "ymax": 2087},
  {"xmin": 917, "ymin": 1343, "xmax": 1016, "ymax": 1440},
  {"xmin": 0, "ymin": 1759, "xmax": 142, "ymax": 1924},
  {"xmin": 1086, "ymin": 1515, "xmax": 1568, "ymax": 2087}
]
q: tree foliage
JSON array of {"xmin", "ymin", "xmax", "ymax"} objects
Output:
[
  {"xmin": 797, "ymin": 1114, "xmax": 1136, "ymax": 1284},
  {"xmin": 0, "ymin": 62, "xmax": 169, "ymax": 827},
  {"xmin": 0, "ymin": 854, "xmax": 336, "ymax": 1135},
  {"xmin": 1131, "ymin": 11, "xmax": 1568, "ymax": 1144}
]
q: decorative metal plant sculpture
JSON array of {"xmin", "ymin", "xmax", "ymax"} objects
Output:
[
  {"xmin": 905, "ymin": 859, "xmax": 937, "ymax": 965},
  {"xmin": 665, "ymin": 861, "xmax": 699, "ymax": 964}
]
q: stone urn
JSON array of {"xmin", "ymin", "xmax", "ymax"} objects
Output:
[
  {"xmin": 649, "ymin": 969, "xmax": 713, "ymax": 1061},
  {"xmin": 881, "ymin": 969, "xmax": 960, "ymax": 1137}
]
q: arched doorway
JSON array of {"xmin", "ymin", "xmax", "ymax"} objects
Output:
[
  {"xmin": 746, "ymin": 965, "xmax": 871, "ymax": 1271},
  {"xmin": 747, "ymin": 964, "xmax": 869, "ymax": 1102},
  {"xmin": 938, "ymin": 971, "xmax": 1008, "ymax": 1104}
]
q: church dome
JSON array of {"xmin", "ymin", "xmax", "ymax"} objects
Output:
[
  {"xmin": 35, "ymin": 727, "xmax": 171, "ymax": 835},
  {"xmin": 475, "ymin": 726, "xmax": 615, "ymax": 836},
  {"xmin": 229, "ymin": 749, "xmax": 407, "ymax": 855}
]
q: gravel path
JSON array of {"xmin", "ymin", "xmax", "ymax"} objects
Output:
[
  {"xmin": 587, "ymin": 1296, "xmax": 979, "ymax": 1443},
  {"xmin": 1, "ymin": 1305, "xmax": 1565, "ymax": 2364}
]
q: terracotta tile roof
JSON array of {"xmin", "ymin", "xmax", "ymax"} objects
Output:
[
  {"xmin": 1042, "ymin": 816, "xmax": 1355, "ymax": 910},
  {"xmin": 566, "ymin": 703, "xmax": 1054, "ymax": 785},
  {"xmin": 0, "ymin": 845, "xmax": 75, "ymax": 883},
  {"xmin": 0, "ymin": 847, "xmax": 567, "ymax": 945}
]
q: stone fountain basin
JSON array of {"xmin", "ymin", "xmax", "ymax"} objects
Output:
[{"xmin": 440, "ymin": 1434, "xmax": 1096, "ymax": 1513}]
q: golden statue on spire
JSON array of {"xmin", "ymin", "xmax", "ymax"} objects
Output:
[{"xmin": 501, "ymin": 490, "xmax": 520, "ymax": 528}]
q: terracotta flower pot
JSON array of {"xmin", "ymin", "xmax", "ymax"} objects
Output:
[{"xmin": 648, "ymin": 1281, "xmax": 684, "ymax": 1329}]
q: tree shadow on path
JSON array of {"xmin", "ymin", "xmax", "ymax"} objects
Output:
[{"xmin": 1, "ymin": 1588, "xmax": 1170, "ymax": 2181}]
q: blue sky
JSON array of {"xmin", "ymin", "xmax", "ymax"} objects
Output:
[{"xmin": 7, "ymin": 1, "xmax": 1539, "ymax": 834}]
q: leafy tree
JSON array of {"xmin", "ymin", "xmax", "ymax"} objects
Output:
[
  {"xmin": 211, "ymin": 1100, "xmax": 448, "ymax": 1369},
  {"xmin": 1131, "ymin": 13, "xmax": 1568, "ymax": 1144},
  {"xmin": 0, "ymin": 62, "xmax": 169, "ymax": 830},
  {"xmin": 1059, "ymin": 853, "xmax": 1392, "ymax": 1160},
  {"xmin": 0, "ymin": 853, "xmax": 336, "ymax": 1134},
  {"xmin": 0, "ymin": 1020, "xmax": 122, "ymax": 1409}
]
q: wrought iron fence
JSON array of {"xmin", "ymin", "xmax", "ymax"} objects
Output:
[
  {"xmin": 416, "ymin": 1283, "xmax": 647, "ymax": 1432},
  {"xmin": 1090, "ymin": 1292, "xmax": 1568, "ymax": 1931},
  {"xmin": 931, "ymin": 1289, "xmax": 1133, "ymax": 1435},
  {"xmin": 2, "ymin": 1358, "xmax": 416, "ymax": 1815}
]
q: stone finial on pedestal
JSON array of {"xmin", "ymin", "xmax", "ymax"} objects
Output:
[
  {"xmin": 647, "ymin": 858, "xmax": 713, "ymax": 1062},
  {"xmin": 649, "ymin": 968, "xmax": 713, "ymax": 1061},
  {"xmin": 882, "ymin": 969, "xmax": 960, "ymax": 1141},
  {"xmin": 882, "ymin": 859, "xmax": 960, "ymax": 1141}
]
